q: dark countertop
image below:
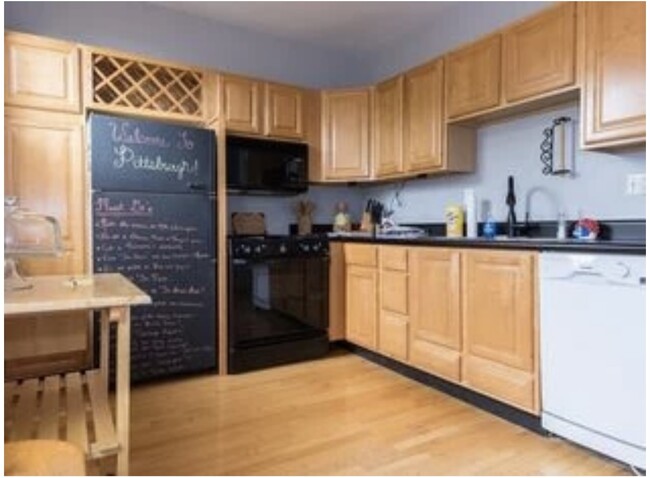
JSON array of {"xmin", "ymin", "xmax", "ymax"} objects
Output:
[{"xmin": 328, "ymin": 234, "xmax": 646, "ymax": 255}]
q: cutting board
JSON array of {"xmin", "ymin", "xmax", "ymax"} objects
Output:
[{"xmin": 231, "ymin": 212, "xmax": 266, "ymax": 236}]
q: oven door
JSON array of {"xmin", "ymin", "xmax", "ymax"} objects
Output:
[{"xmin": 229, "ymin": 255, "xmax": 329, "ymax": 349}]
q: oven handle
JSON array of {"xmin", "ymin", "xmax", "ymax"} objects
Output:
[{"xmin": 231, "ymin": 255, "xmax": 330, "ymax": 266}]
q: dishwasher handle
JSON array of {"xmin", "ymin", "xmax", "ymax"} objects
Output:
[{"xmin": 545, "ymin": 268, "xmax": 644, "ymax": 288}]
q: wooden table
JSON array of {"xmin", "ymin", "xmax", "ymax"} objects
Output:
[{"xmin": 4, "ymin": 273, "xmax": 151, "ymax": 475}]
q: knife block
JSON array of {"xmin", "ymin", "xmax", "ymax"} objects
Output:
[{"xmin": 360, "ymin": 212, "xmax": 373, "ymax": 232}]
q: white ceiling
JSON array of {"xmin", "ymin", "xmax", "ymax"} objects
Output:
[{"xmin": 156, "ymin": 2, "xmax": 456, "ymax": 54}]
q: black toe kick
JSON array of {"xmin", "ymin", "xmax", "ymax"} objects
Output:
[{"xmin": 341, "ymin": 342, "xmax": 545, "ymax": 435}]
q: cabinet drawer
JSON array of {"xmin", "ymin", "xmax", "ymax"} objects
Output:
[
  {"xmin": 379, "ymin": 312, "xmax": 408, "ymax": 361},
  {"xmin": 380, "ymin": 246, "xmax": 409, "ymax": 271},
  {"xmin": 344, "ymin": 244, "xmax": 377, "ymax": 267},
  {"xmin": 463, "ymin": 355, "xmax": 537, "ymax": 413},
  {"xmin": 410, "ymin": 339, "xmax": 461, "ymax": 383},
  {"xmin": 381, "ymin": 270, "xmax": 409, "ymax": 315}
]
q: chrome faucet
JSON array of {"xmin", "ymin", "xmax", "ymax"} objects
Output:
[{"xmin": 523, "ymin": 186, "xmax": 561, "ymax": 234}]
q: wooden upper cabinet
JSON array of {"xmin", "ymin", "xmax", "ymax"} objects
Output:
[
  {"xmin": 222, "ymin": 74, "xmax": 262, "ymax": 134},
  {"xmin": 446, "ymin": 35, "xmax": 501, "ymax": 119},
  {"xmin": 409, "ymin": 248, "xmax": 462, "ymax": 382},
  {"xmin": 374, "ymin": 76, "xmax": 403, "ymax": 177},
  {"xmin": 5, "ymin": 32, "xmax": 80, "ymax": 113},
  {"xmin": 403, "ymin": 60, "xmax": 444, "ymax": 173},
  {"xmin": 4, "ymin": 108, "xmax": 85, "ymax": 276},
  {"xmin": 582, "ymin": 2, "xmax": 646, "ymax": 147},
  {"xmin": 264, "ymin": 83, "xmax": 304, "ymax": 140},
  {"xmin": 462, "ymin": 250, "xmax": 538, "ymax": 413},
  {"xmin": 322, "ymin": 88, "xmax": 372, "ymax": 180},
  {"xmin": 503, "ymin": 3, "xmax": 576, "ymax": 102}
]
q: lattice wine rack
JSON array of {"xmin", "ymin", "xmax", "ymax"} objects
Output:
[{"xmin": 90, "ymin": 51, "xmax": 205, "ymax": 119}]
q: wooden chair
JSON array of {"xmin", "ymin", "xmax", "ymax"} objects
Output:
[{"xmin": 5, "ymin": 440, "xmax": 86, "ymax": 476}]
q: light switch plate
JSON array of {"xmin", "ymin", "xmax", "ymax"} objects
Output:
[{"xmin": 626, "ymin": 174, "xmax": 646, "ymax": 196}]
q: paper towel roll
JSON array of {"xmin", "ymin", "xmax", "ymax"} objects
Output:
[{"xmin": 464, "ymin": 189, "xmax": 477, "ymax": 238}]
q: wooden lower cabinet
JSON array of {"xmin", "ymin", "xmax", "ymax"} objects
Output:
[
  {"xmin": 380, "ymin": 269, "xmax": 409, "ymax": 315},
  {"xmin": 409, "ymin": 248, "xmax": 462, "ymax": 382},
  {"xmin": 328, "ymin": 242, "xmax": 346, "ymax": 341},
  {"xmin": 341, "ymin": 243, "xmax": 539, "ymax": 414},
  {"xmin": 378, "ymin": 312, "xmax": 408, "ymax": 362},
  {"xmin": 345, "ymin": 244, "xmax": 378, "ymax": 348},
  {"xmin": 461, "ymin": 250, "xmax": 538, "ymax": 413},
  {"xmin": 377, "ymin": 246, "xmax": 410, "ymax": 360}
]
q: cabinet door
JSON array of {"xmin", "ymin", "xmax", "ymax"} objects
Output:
[
  {"xmin": 409, "ymin": 248, "xmax": 462, "ymax": 382},
  {"xmin": 5, "ymin": 108, "xmax": 88, "ymax": 372},
  {"xmin": 5, "ymin": 31, "xmax": 80, "ymax": 113},
  {"xmin": 5, "ymin": 109, "xmax": 85, "ymax": 275},
  {"xmin": 322, "ymin": 89, "xmax": 371, "ymax": 180},
  {"xmin": 582, "ymin": 2, "xmax": 645, "ymax": 147},
  {"xmin": 374, "ymin": 76, "xmax": 403, "ymax": 177},
  {"xmin": 222, "ymin": 75, "xmax": 261, "ymax": 134},
  {"xmin": 345, "ymin": 265, "xmax": 377, "ymax": 350},
  {"xmin": 264, "ymin": 83, "xmax": 304, "ymax": 139},
  {"xmin": 403, "ymin": 60, "xmax": 444, "ymax": 173},
  {"xmin": 378, "ymin": 246, "xmax": 409, "ymax": 361},
  {"xmin": 446, "ymin": 35, "xmax": 501, "ymax": 118},
  {"xmin": 379, "ymin": 312, "xmax": 408, "ymax": 362},
  {"xmin": 462, "ymin": 250, "xmax": 538, "ymax": 412},
  {"xmin": 504, "ymin": 3, "xmax": 576, "ymax": 102},
  {"xmin": 380, "ymin": 270, "xmax": 409, "ymax": 316}
]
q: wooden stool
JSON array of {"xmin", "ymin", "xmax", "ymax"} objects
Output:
[{"xmin": 5, "ymin": 440, "xmax": 86, "ymax": 476}]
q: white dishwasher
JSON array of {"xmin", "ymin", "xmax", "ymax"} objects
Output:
[{"xmin": 540, "ymin": 252, "xmax": 646, "ymax": 468}]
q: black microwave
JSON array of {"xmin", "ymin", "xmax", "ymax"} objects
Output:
[{"xmin": 226, "ymin": 136, "xmax": 308, "ymax": 194}]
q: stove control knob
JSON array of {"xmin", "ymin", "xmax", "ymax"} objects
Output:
[
  {"xmin": 254, "ymin": 246, "xmax": 261, "ymax": 254},
  {"xmin": 279, "ymin": 244, "xmax": 287, "ymax": 254}
]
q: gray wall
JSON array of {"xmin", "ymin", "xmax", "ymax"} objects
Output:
[
  {"xmin": 228, "ymin": 187, "xmax": 365, "ymax": 235},
  {"xmin": 365, "ymin": 1, "xmax": 551, "ymax": 82},
  {"xmin": 4, "ymin": 1, "xmax": 367, "ymax": 88},
  {"xmin": 363, "ymin": 103, "xmax": 646, "ymax": 224},
  {"xmin": 7, "ymin": 1, "xmax": 645, "ymax": 228}
]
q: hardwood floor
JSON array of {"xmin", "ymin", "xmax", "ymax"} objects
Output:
[{"xmin": 129, "ymin": 350, "xmax": 630, "ymax": 475}]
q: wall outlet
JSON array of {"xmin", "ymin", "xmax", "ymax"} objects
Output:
[{"xmin": 626, "ymin": 174, "xmax": 646, "ymax": 196}]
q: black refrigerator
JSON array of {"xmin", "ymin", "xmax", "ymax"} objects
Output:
[{"xmin": 90, "ymin": 113, "xmax": 217, "ymax": 382}]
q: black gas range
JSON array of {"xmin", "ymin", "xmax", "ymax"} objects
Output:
[{"xmin": 228, "ymin": 235, "xmax": 330, "ymax": 373}]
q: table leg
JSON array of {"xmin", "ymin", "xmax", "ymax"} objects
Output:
[
  {"xmin": 114, "ymin": 306, "xmax": 130, "ymax": 476},
  {"xmin": 99, "ymin": 309, "xmax": 110, "ymax": 392}
]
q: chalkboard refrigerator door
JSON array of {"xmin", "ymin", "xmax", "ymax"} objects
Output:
[
  {"xmin": 92, "ymin": 191, "xmax": 217, "ymax": 382},
  {"xmin": 89, "ymin": 113, "xmax": 216, "ymax": 194}
]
